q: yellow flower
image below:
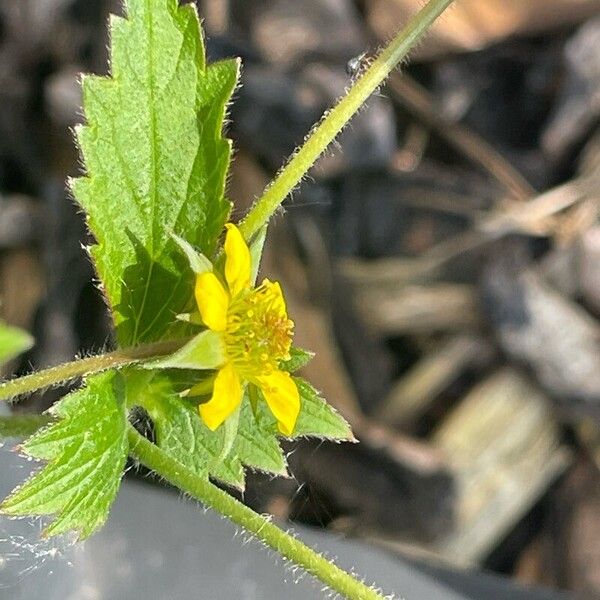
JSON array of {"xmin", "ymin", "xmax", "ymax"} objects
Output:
[{"xmin": 193, "ymin": 224, "xmax": 300, "ymax": 436}]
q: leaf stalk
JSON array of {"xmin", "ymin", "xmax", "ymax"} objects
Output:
[{"xmin": 0, "ymin": 339, "xmax": 186, "ymax": 403}]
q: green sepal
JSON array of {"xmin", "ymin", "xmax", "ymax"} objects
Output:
[
  {"xmin": 281, "ymin": 347, "xmax": 314, "ymax": 373},
  {"xmin": 148, "ymin": 330, "xmax": 224, "ymax": 370},
  {"xmin": 218, "ymin": 402, "xmax": 241, "ymax": 463},
  {"xmin": 248, "ymin": 383, "xmax": 261, "ymax": 416},
  {"xmin": 171, "ymin": 233, "xmax": 212, "ymax": 274},
  {"xmin": 249, "ymin": 225, "xmax": 268, "ymax": 284}
]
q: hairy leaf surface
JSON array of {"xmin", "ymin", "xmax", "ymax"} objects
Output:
[
  {"xmin": 72, "ymin": 0, "xmax": 239, "ymax": 346},
  {"xmin": 1, "ymin": 373, "xmax": 128, "ymax": 539}
]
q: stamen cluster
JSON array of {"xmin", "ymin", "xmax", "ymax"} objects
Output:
[{"xmin": 225, "ymin": 281, "xmax": 293, "ymax": 377}]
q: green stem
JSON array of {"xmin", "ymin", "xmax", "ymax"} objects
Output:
[
  {"xmin": 128, "ymin": 427, "xmax": 388, "ymax": 600},
  {"xmin": 0, "ymin": 339, "xmax": 186, "ymax": 403},
  {"xmin": 239, "ymin": 0, "xmax": 454, "ymax": 240}
]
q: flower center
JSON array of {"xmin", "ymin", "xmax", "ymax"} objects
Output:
[{"xmin": 224, "ymin": 280, "xmax": 294, "ymax": 378}]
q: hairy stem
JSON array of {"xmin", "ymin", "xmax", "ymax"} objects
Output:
[
  {"xmin": 0, "ymin": 339, "xmax": 186, "ymax": 402},
  {"xmin": 128, "ymin": 427, "xmax": 388, "ymax": 600},
  {"xmin": 239, "ymin": 0, "xmax": 454, "ymax": 240}
]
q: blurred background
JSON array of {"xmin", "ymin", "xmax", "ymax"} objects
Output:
[{"xmin": 1, "ymin": 0, "xmax": 600, "ymax": 597}]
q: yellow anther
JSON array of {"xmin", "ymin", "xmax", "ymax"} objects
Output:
[{"xmin": 223, "ymin": 280, "xmax": 293, "ymax": 380}]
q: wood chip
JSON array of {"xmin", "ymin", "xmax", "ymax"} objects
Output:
[
  {"xmin": 375, "ymin": 334, "xmax": 493, "ymax": 427},
  {"xmin": 431, "ymin": 369, "xmax": 571, "ymax": 565}
]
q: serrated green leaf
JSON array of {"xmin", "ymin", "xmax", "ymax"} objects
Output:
[
  {"xmin": 247, "ymin": 378, "xmax": 353, "ymax": 441},
  {"xmin": 126, "ymin": 370, "xmax": 287, "ymax": 489},
  {"xmin": 236, "ymin": 400, "xmax": 288, "ymax": 476},
  {"xmin": 1, "ymin": 373, "xmax": 128, "ymax": 539},
  {"xmin": 0, "ymin": 321, "xmax": 33, "ymax": 365},
  {"xmin": 71, "ymin": 0, "xmax": 239, "ymax": 346},
  {"xmin": 292, "ymin": 378, "xmax": 354, "ymax": 441}
]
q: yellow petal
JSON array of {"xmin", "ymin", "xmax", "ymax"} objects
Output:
[
  {"xmin": 224, "ymin": 224, "xmax": 252, "ymax": 296},
  {"xmin": 264, "ymin": 279, "xmax": 287, "ymax": 316},
  {"xmin": 258, "ymin": 370, "xmax": 300, "ymax": 436},
  {"xmin": 195, "ymin": 272, "xmax": 229, "ymax": 331},
  {"xmin": 199, "ymin": 363, "xmax": 242, "ymax": 431}
]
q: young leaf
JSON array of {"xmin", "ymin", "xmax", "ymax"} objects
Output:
[
  {"xmin": 0, "ymin": 373, "xmax": 128, "ymax": 539},
  {"xmin": 0, "ymin": 321, "xmax": 33, "ymax": 365},
  {"xmin": 125, "ymin": 370, "xmax": 287, "ymax": 489},
  {"xmin": 71, "ymin": 0, "xmax": 239, "ymax": 346}
]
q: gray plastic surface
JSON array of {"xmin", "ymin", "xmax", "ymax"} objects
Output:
[{"xmin": 0, "ymin": 434, "xmax": 570, "ymax": 600}]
